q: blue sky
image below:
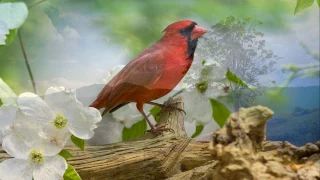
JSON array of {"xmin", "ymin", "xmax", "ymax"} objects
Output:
[{"xmin": 260, "ymin": 5, "xmax": 319, "ymax": 87}]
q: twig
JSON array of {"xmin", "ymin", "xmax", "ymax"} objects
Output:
[
  {"xmin": 172, "ymin": 89, "xmax": 185, "ymax": 97},
  {"xmin": 16, "ymin": 0, "xmax": 47, "ymax": 94},
  {"xmin": 18, "ymin": 30, "xmax": 37, "ymax": 94}
]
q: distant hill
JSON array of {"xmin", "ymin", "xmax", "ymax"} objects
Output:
[
  {"xmin": 255, "ymin": 86, "xmax": 320, "ymax": 115},
  {"xmin": 255, "ymin": 86, "xmax": 319, "ymax": 146},
  {"xmin": 266, "ymin": 107, "xmax": 320, "ymax": 146}
]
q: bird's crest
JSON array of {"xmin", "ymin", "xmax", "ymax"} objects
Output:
[{"xmin": 162, "ymin": 20, "xmax": 195, "ymax": 33}]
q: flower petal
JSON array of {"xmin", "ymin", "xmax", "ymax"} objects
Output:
[
  {"xmin": 67, "ymin": 106, "xmax": 101, "ymax": 139},
  {"xmin": 183, "ymin": 91, "xmax": 213, "ymax": 125},
  {"xmin": 87, "ymin": 116, "xmax": 122, "ymax": 145},
  {"xmin": 0, "ymin": 158, "xmax": 33, "ymax": 180},
  {"xmin": 44, "ymin": 87, "xmax": 102, "ymax": 139},
  {"xmin": 17, "ymin": 92, "xmax": 54, "ymax": 125},
  {"xmin": 0, "ymin": 2, "xmax": 28, "ymax": 29},
  {"xmin": 0, "ymin": 78, "xmax": 17, "ymax": 105},
  {"xmin": 2, "ymin": 111, "xmax": 39, "ymax": 159},
  {"xmin": 43, "ymin": 87, "xmax": 72, "ymax": 114},
  {"xmin": 39, "ymin": 124, "xmax": 71, "ymax": 156},
  {"xmin": 112, "ymin": 103, "xmax": 145, "ymax": 128},
  {"xmin": 0, "ymin": 20, "xmax": 9, "ymax": 45},
  {"xmin": 32, "ymin": 156, "xmax": 67, "ymax": 180},
  {"xmin": 0, "ymin": 104, "xmax": 17, "ymax": 133}
]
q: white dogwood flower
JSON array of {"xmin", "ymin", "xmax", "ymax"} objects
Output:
[
  {"xmin": 17, "ymin": 87, "xmax": 102, "ymax": 148},
  {"xmin": 181, "ymin": 60, "xmax": 228, "ymax": 125},
  {"xmin": 184, "ymin": 59, "xmax": 228, "ymax": 97},
  {"xmin": 0, "ymin": 111, "xmax": 67, "ymax": 180}
]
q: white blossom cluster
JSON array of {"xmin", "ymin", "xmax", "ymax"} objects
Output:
[{"xmin": 0, "ymin": 79, "xmax": 102, "ymax": 180}]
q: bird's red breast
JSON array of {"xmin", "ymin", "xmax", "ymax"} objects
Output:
[{"xmin": 90, "ymin": 20, "xmax": 207, "ymax": 112}]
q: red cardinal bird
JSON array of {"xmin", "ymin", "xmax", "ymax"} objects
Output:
[{"xmin": 90, "ymin": 20, "xmax": 207, "ymax": 133}]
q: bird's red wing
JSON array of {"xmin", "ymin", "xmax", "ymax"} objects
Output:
[
  {"xmin": 105, "ymin": 50, "xmax": 167, "ymax": 110},
  {"xmin": 114, "ymin": 51, "xmax": 166, "ymax": 87}
]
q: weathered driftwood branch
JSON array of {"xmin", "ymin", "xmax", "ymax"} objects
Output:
[
  {"xmin": 65, "ymin": 97, "xmax": 213, "ymax": 180},
  {"xmin": 0, "ymin": 96, "xmax": 212, "ymax": 180},
  {"xmin": 1, "ymin": 97, "xmax": 319, "ymax": 180}
]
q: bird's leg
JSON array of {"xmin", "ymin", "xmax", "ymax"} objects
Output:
[
  {"xmin": 136, "ymin": 103, "xmax": 170, "ymax": 134},
  {"xmin": 146, "ymin": 101, "xmax": 186, "ymax": 116}
]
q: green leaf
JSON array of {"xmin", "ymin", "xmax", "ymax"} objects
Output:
[
  {"xmin": 191, "ymin": 125, "xmax": 204, "ymax": 138},
  {"xmin": 122, "ymin": 119, "xmax": 147, "ymax": 141},
  {"xmin": 5, "ymin": 29, "xmax": 17, "ymax": 45},
  {"xmin": 150, "ymin": 106, "xmax": 161, "ymax": 122},
  {"xmin": 63, "ymin": 164, "xmax": 82, "ymax": 180},
  {"xmin": 317, "ymin": 0, "xmax": 320, "ymax": 7},
  {"xmin": 71, "ymin": 135, "xmax": 84, "ymax": 151},
  {"xmin": 0, "ymin": 77, "xmax": 17, "ymax": 105},
  {"xmin": 226, "ymin": 69, "xmax": 256, "ymax": 90},
  {"xmin": 226, "ymin": 69, "xmax": 248, "ymax": 87},
  {"xmin": 294, "ymin": 0, "xmax": 314, "ymax": 15},
  {"xmin": 210, "ymin": 98, "xmax": 231, "ymax": 128},
  {"xmin": 59, "ymin": 149, "xmax": 72, "ymax": 160}
]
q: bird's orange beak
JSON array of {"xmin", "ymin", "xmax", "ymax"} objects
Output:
[{"xmin": 191, "ymin": 25, "xmax": 208, "ymax": 40}]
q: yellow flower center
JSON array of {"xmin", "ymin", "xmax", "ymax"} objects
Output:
[
  {"xmin": 195, "ymin": 81, "xmax": 209, "ymax": 94},
  {"xmin": 29, "ymin": 149, "xmax": 44, "ymax": 163},
  {"xmin": 53, "ymin": 113, "xmax": 68, "ymax": 129}
]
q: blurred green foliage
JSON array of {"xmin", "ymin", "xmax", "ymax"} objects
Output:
[
  {"xmin": 294, "ymin": 0, "xmax": 318, "ymax": 14},
  {"xmin": 0, "ymin": 0, "xmax": 312, "ymax": 95},
  {"xmin": 92, "ymin": 0, "xmax": 292, "ymax": 55}
]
